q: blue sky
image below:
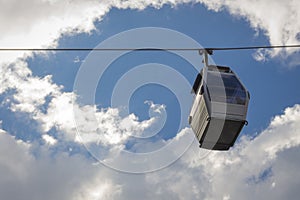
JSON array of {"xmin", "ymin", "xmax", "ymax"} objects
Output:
[{"xmin": 1, "ymin": 1, "xmax": 300, "ymax": 199}]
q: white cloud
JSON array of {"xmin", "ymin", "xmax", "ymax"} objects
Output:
[
  {"xmin": 42, "ymin": 134, "xmax": 57, "ymax": 145},
  {"xmin": 0, "ymin": 130, "xmax": 122, "ymax": 200},
  {"xmin": 11, "ymin": 74, "xmax": 61, "ymax": 113},
  {"xmin": 34, "ymin": 91, "xmax": 163, "ymax": 146},
  {"xmin": 74, "ymin": 179, "xmax": 122, "ymax": 200},
  {"xmin": 0, "ymin": 0, "xmax": 111, "ymax": 64}
]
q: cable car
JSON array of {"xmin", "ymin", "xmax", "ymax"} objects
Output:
[{"xmin": 189, "ymin": 51, "xmax": 250, "ymax": 151}]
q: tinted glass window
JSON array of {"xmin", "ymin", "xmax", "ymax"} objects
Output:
[
  {"xmin": 192, "ymin": 73, "xmax": 202, "ymax": 94},
  {"xmin": 207, "ymin": 72, "xmax": 246, "ymax": 105}
]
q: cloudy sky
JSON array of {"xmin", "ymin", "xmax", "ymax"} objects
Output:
[{"xmin": 1, "ymin": 0, "xmax": 300, "ymax": 199}]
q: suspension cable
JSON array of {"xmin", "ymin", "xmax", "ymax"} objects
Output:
[{"xmin": 0, "ymin": 44, "xmax": 299, "ymax": 51}]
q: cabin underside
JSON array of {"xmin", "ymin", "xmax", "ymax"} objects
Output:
[{"xmin": 198, "ymin": 118, "xmax": 245, "ymax": 150}]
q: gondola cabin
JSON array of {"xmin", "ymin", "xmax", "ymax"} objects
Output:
[{"xmin": 189, "ymin": 65, "xmax": 250, "ymax": 150}]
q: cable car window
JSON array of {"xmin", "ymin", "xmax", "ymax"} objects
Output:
[
  {"xmin": 192, "ymin": 73, "xmax": 202, "ymax": 94},
  {"xmin": 207, "ymin": 72, "xmax": 246, "ymax": 105}
]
